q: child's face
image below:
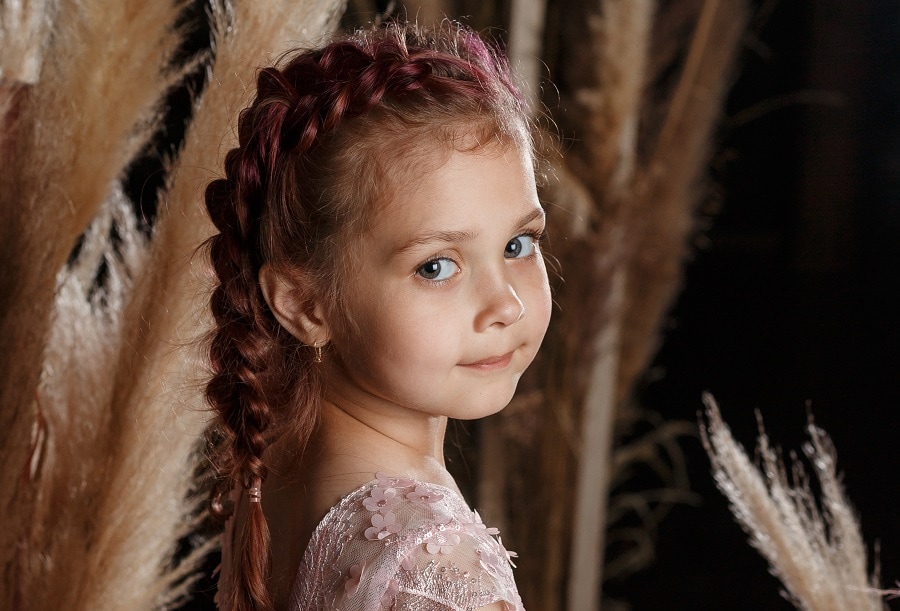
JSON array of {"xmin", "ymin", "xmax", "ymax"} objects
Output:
[{"xmin": 325, "ymin": 141, "xmax": 551, "ymax": 421}]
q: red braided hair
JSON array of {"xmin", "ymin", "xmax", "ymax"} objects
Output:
[{"xmin": 204, "ymin": 21, "xmax": 530, "ymax": 610}]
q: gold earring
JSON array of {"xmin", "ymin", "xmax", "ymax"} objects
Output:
[{"xmin": 313, "ymin": 340, "xmax": 324, "ymax": 363}]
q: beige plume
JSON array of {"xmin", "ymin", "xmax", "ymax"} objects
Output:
[
  {"xmin": 701, "ymin": 394, "xmax": 884, "ymax": 611},
  {"xmin": 1, "ymin": 0, "xmax": 344, "ymax": 608}
]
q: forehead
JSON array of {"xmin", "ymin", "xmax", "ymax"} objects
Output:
[
  {"xmin": 363, "ymin": 116, "xmax": 531, "ymax": 209},
  {"xmin": 368, "ymin": 141, "xmax": 539, "ymax": 242}
]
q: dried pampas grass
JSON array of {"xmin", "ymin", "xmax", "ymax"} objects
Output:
[
  {"xmin": 106, "ymin": 0, "xmax": 344, "ymax": 605},
  {"xmin": 1, "ymin": 0, "xmax": 344, "ymax": 608},
  {"xmin": 27, "ymin": 184, "xmax": 211, "ymax": 610},
  {"xmin": 701, "ymin": 394, "xmax": 885, "ymax": 610},
  {"xmin": 532, "ymin": 0, "xmax": 749, "ymax": 606},
  {"xmin": 0, "ymin": 0, "xmax": 54, "ymax": 84},
  {"xmin": 0, "ymin": 0, "xmax": 53, "ymax": 123},
  {"xmin": 564, "ymin": 0, "xmax": 656, "ymax": 604},
  {"xmin": 616, "ymin": 0, "xmax": 749, "ymax": 406},
  {"xmin": 0, "ymin": 1, "xmax": 193, "ymax": 605}
]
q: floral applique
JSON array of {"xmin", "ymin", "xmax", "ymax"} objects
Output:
[
  {"xmin": 477, "ymin": 547, "xmax": 503, "ymax": 577},
  {"xmin": 497, "ymin": 536, "xmax": 518, "ymax": 568},
  {"xmin": 400, "ymin": 545, "xmax": 422, "ymax": 571},
  {"xmin": 406, "ymin": 484, "xmax": 444, "ymax": 505},
  {"xmin": 425, "ymin": 532, "xmax": 461, "ymax": 555},
  {"xmin": 379, "ymin": 578, "xmax": 400, "ymax": 608},
  {"xmin": 364, "ymin": 511, "xmax": 401, "ymax": 541},
  {"xmin": 432, "ymin": 511, "xmax": 452, "ymax": 528},
  {"xmin": 344, "ymin": 562, "xmax": 365, "ymax": 595},
  {"xmin": 468, "ymin": 510, "xmax": 500, "ymax": 536},
  {"xmin": 293, "ymin": 476, "xmax": 526, "ymax": 610},
  {"xmin": 363, "ymin": 486, "xmax": 401, "ymax": 514}
]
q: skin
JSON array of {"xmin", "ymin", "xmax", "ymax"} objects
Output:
[{"xmin": 259, "ymin": 140, "xmax": 551, "ymax": 609}]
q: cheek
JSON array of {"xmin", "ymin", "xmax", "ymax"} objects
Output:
[
  {"xmin": 387, "ymin": 298, "xmax": 464, "ymax": 367},
  {"xmin": 340, "ymin": 289, "xmax": 461, "ymax": 371},
  {"xmin": 524, "ymin": 261, "xmax": 553, "ymax": 338}
]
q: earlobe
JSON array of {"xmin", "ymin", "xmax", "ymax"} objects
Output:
[{"xmin": 258, "ymin": 264, "xmax": 330, "ymax": 345}]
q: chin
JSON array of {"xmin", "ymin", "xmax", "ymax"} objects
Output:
[{"xmin": 451, "ymin": 378, "xmax": 521, "ymax": 420}]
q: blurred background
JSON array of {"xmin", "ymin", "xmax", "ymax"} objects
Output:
[{"xmin": 605, "ymin": 1, "xmax": 900, "ymax": 608}]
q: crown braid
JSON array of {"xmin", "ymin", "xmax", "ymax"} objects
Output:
[{"xmin": 204, "ymin": 21, "xmax": 529, "ymax": 610}]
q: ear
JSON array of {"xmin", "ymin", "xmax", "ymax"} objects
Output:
[{"xmin": 258, "ymin": 264, "xmax": 330, "ymax": 346}]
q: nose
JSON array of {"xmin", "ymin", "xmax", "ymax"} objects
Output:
[{"xmin": 473, "ymin": 274, "xmax": 526, "ymax": 332}]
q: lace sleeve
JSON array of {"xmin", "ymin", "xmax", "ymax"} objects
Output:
[
  {"xmin": 290, "ymin": 473, "xmax": 524, "ymax": 611},
  {"xmin": 385, "ymin": 526, "xmax": 523, "ymax": 611}
]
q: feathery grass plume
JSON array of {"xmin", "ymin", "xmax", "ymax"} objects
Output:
[
  {"xmin": 562, "ymin": 0, "xmax": 656, "ymax": 605},
  {"xmin": 615, "ymin": 0, "xmax": 749, "ymax": 405},
  {"xmin": 0, "ymin": 1, "xmax": 193, "ymax": 605},
  {"xmin": 2, "ymin": 0, "xmax": 344, "ymax": 607},
  {"xmin": 530, "ymin": 1, "xmax": 750, "ymax": 606},
  {"xmin": 598, "ymin": 7, "xmax": 748, "ymax": 593},
  {"xmin": 29, "ymin": 186, "xmax": 169, "ymax": 610},
  {"xmin": 0, "ymin": 0, "xmax": 54, "ymax": 83},
  {"xmin": 576, "ymin": 0, "xmax": 654, "ymax": 191},
  {"xmin": 701, "ymin": 394, "xmax": 884, "ymax": 610},
  {"xmin": 62, "ymin": 1, "xmax": 344, "ymax": 608},
  {"xmin": 0, "ymin": 0, "xmax": 54, "ymax": 123},
  {"xmin": 509, "ymin": 0, "xmax": 654, "ymax": 605},
  {"xmin": 507, "ymin": 0, "xmax": 547, "ymax": 112}
]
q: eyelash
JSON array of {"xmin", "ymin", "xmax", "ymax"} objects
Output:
[
  {"xmin": 414, "ymin": 229, "xmax": 546, "ymax": 285},
  {"xmin": 519, "ymin": 229, "xmax": 546, "ymax": 248}
]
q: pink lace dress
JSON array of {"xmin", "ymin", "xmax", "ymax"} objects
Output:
[{"xmin": 288, "ymin": 472, "xmax": 525, "ymax": 610}]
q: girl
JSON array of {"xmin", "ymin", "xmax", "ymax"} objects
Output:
[{"xmin": 205, "ymin": 21, "xmax": 551, "ymax": 610}]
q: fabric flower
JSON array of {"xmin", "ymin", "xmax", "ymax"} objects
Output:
[
  {"xmin": 431, "ymin": 511, "xmax": 452, "ymax": 527},
  {"xmin": 425, "ymin": 532, "xmax": 460, "ymax": 555},
  {"xmin": 477, "ymin": 547, "xmax": 502, "ymax": 576},
  {"xmin": 363, "ymin": 486, "xmax": 400, "ymax": 513},
  {"xmin": 406, "ymin": 484, "xmax": 444, "ymax": 505},
  {"xmin": 400, "ymin": 545, "xmax": 422, "ymax": 571},
  {"xmin": 344, "ymin": 562, "xmax": 365, "ymax": 595},
  {"xmin": 364, "ymin": 511, "xmax": 401, "ymax": 541},
  {"xmin": 469, "ymin": 510, "xmax": 500, "ymax": 535},
  {"xmin": 380, "ymin": 578, "xmax": 400, "ymax": 607},
  {"xmin": 498, "ymin": 537, "xmax": 518, "ymax": 568},
  {"xmin": 467, "ymin": 521, "xmax": 499, "ymax": 536}
]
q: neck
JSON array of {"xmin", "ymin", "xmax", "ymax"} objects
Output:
[{"xmin": 317, "ymin": 387, "xmax": 449, "ymax": 484}]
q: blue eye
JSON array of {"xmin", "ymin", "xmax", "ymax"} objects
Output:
[
  {"xmin": 417, "ymin": 258, "xmax": 459, "ymax": 281},
  {"xmin": 505, "ymin": 235, "xmax": 537, "ymax": 259}
]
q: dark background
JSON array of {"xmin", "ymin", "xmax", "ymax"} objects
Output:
[{"xmin": 605, "ymin": 1, "xmax": 900, "ymax": 608}]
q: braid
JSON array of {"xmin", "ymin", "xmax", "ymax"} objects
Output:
[
  {"xmin": 204, "ymin": 21, "xmax": 529, "ymax": 610},
  {"xmin": 206, "ymin": 147, "xmax": 279, "ymax": 610}
]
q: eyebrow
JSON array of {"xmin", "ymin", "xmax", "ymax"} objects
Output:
[{"xmin": 393, "ymin": 207, "xmax": 545, "ymax": 256}]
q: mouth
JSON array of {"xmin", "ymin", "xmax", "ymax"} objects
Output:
[{"xmin": 459, "ymin": 350, "xmax": 515, "ymax": 371}]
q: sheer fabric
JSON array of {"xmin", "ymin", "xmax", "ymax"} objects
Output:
[{"xmin": 289, "ymin": 472, "xmax": 524, "ymax": 611}]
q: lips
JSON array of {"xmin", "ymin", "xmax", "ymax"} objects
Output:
[{"xmin": 459, "ymin": 350, "xmax": 515, "ymax": 370}]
